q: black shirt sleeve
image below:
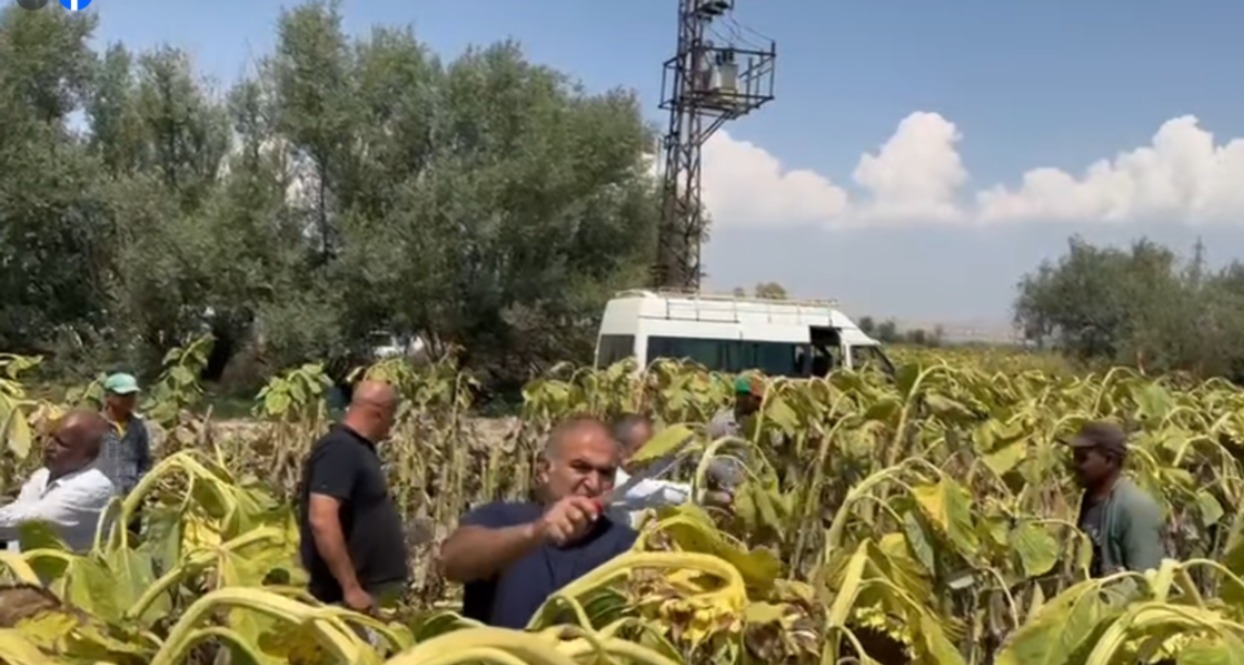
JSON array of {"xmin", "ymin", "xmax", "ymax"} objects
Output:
[{"xmin": 306, "ymin": 439, "xmax": 361, "ymax": 500}]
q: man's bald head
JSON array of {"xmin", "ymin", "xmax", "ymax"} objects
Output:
[
  {"xmin": 343, "ymin": 380, "xmax": 399, "ymax": 443},
  {"xmin": 45, "ymin": 409, "xmax": 108, "ymax": 476},
  {"xmin": 352, "ymin": 380, "xmax": 397, "ymax": 409},
  {"xmin": 538, "ymin": 416, "xmax": 620, "ymax": 503}
]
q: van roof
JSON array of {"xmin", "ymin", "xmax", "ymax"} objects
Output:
[
  {"xmin": 614, "ymin": 288, "xmax": 839, "ymax": 308},
  {"xmin": 605, "ymin": 289, "xmax": 862, "ymax": 331}
]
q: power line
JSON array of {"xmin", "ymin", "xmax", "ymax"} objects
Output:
[{"xmin": 650, "ymin": 0, "xmax": 777, "ymax": 290}]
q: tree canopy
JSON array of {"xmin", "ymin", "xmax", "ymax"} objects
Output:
[
  {"xmin": 1013, "ymin": 236, "xmax": 1244, "ymax": 380},
  {"xmin": 0, "ymin": 2, "xmax": 659, "ymax": 394}
]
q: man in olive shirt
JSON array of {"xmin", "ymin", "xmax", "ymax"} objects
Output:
[
  {"xmin": 298, "ymin": 381, "xmax": 407, "ymax": 612},
  {"xmin": 706, "ymin": 375, "xmax": 764, "ymax": 440},
  {"xmin": 1065, "ymin": 421, "xmax": 1165, "ymax": 576}
]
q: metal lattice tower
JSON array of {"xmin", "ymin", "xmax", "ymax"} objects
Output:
[{"xmin": 650, "ymin": 0, "xmax": 776, "ymax": 289}]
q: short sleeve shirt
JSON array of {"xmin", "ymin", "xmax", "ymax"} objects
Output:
[
  {"xmin": 298, "ymin": 425, "xmax": 408, "ymax": 602},
  {"xmin": 458, "ymin": 501, "xmax": 636, "ymax": 629}
]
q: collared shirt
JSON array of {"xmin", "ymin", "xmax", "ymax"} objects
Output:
[
  {"xmin": 1, "ymin": 465, "xmax": 116, "ymax": 553},
  {"xmin": 1077, "ymin": 477, "xmax": 1165, "ymax": 576},
  {"xmin": 98, "ymin": 414, "xmax": 152, "ymax": 496}
]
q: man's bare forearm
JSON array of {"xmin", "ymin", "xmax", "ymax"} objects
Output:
[
  {"xmin": 439, "ymin": 522, "xmax": 542, "ymax": 582},
  {"xmin": 311, "ymin": 519, "xmax": 362, "ymax": 594}
]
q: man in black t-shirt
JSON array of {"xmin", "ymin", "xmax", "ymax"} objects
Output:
[
  {"xmin": 298, "ymin": 380, "xmax": 407, "ymax": 613},
  {"xmin": 437, "ymin": 416, "xmax": 636, "ymax": 628}
]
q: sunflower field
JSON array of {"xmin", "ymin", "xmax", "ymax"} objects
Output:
[{"xmin": 1, "ymin": 337, "xmax": 1243, "ymax": 665}]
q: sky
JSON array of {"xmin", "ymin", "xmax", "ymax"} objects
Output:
[{"xmin": 77, "ymin": 0, "xmax": 1244, "ymax": 332}]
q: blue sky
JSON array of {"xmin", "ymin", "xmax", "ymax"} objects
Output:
[{"xmin": 83, "ymin": 0, "xmax": 1244, "ymax": 330}]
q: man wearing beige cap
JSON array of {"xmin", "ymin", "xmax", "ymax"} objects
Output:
[{"xmin": 1064, "ymin": 421, "xmax": 1165, "ymax": 577}]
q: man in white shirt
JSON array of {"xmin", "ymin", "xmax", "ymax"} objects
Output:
[
  {"xmin": 0, "ymin": 410, "xmax": 115, "ymax": 553},
  {"xmin": 608, "ymin": 414, "xmax": 734, "ymax": 527}
]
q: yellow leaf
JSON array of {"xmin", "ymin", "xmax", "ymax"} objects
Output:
[
  {"xmin": 762, "ymin": 396, "xmax": 799, "ymax": 434},
  {"xmin": 910, "ymin": 479, "xmax": 979, "ymax": 556},
  {"xmin": 631, "ymin": 424, "xmax": 696, "ymax": 464},
  {"xmin": 0, "ymin": 628, "xmax": 57, "ymax": 665},
  {"xmin": 742, "ymin": 601, "xmax": 787, "ymax": 625}
]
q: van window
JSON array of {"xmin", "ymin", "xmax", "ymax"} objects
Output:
[
  {"xmin": 852, "ymin": 344, "xmax": 894, "ymax": 374},
  {"xmin": 647, "ymin": 336, "xmax": 809, "ymax": 377},
  {"xmin": 597, "ymin": 334, "xmax": 635, "ymax": 366}
]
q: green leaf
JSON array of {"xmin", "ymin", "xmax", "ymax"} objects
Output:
[
  {"xmin": 1195, "ymin": 489, "xmax": 1223, "ymax": 526},
  {"xmin": 1010, "ymin": 521, "xmax": 1058, "ymax": 577},
  {"xmin": 1178, "ymin": 634, "xmax": 1244, "ymax": 665},
  {"xmin": 995, "ymin": 579, "xmax": 1118, "ymax": 665},
  {"xmin": 982, "ymin": 438, "xmax": 1027, "ymax": 477}
]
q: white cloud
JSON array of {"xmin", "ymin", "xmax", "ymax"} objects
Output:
[
  {"xmin": 697, "ymin": 112, "xmax": 1244, "ymax": 228},
  {"xmin": 851, "ymin": 111, "xmax": 968, "ymax": 224},
  {"xmin": 977, "ymin": 116, "xmax": 1244, "ymax": 224},
  {"xmin": 700, "ymin": 131, "xmax": 849, "ymax": 227}
]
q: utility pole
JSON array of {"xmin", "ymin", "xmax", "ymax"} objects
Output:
[{"xmin": 650, "ymin": 0, "xmax": 776, "ymax": 290}]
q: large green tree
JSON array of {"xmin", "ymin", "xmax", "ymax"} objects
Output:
[
  {"xmin": 0, "ymin": 0, "xmax": 659, "ymax": 394},
  {"xmin": 1014, "ymin": 236, "xmax": 1244, "ymax": 380}
]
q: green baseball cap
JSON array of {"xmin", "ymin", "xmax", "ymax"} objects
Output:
[
  {"xmin": 103, "ymin": 372, "xmax": 140, "ymax": 395},
  {"xmin": 733, "ymin": 375, "xmax": 763, "ymax": 395}
]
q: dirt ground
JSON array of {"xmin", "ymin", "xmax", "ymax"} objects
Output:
[{"xmin": 168, "ymin": 415, "xmax": 522, "ymax": 449}]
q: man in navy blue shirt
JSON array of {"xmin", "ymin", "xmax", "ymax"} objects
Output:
[{"xmin": 438, "ymin": 416, "xmax": 637, "ymax": 629}]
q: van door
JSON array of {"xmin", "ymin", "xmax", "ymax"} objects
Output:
[{"xmin": 808, "ymin": 327, "xmax": 843, "ymax": 376}]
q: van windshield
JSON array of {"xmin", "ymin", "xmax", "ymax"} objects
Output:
[
  {"xmin": 646, "ymin": 336, "xmax": 813, "ymax": 377},
  {"xmin": 852, "ymin": 344, "xmax": 895, "ymax": 375}
]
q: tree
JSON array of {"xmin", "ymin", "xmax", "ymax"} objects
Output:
[
  {"xmin": 754, "ymin": 282, "xmax": 787, "ymax": 299},
  {"xmin": 1013, "ymin": 235, "xmax": 1244, "ymax": 380},
  {"xmin": 0, "ymin": 1, "xmax": 662, "ymax": 396},
  {"xmin": 0, "ymin": 8, "xmax": 108, "ymax": 353}
]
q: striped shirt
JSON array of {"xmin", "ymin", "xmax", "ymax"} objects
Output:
[{"xmin": 98, "ymin": 415, "xmax": 152, "ymax": 496}]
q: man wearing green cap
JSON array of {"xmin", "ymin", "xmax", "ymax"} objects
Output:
[
  {"xmin": 707, "ymin": 375, "xmax": 764, "ymax": 441},
  {"xmin": 99, "ymin": 373, "xmax": 152, "ymax": 500}
]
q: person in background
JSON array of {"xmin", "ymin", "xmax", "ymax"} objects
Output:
[
  {"xmin": 438, "ymin": 416, "xmax": 635, "ymax": 629},
  {"xmin": 1065, "ymin": 421, "xmax": 1166, "ymax": 576},
  {"xmin": 707, "ymin": 375, "xmax": 764, "ymax": 440},
  {"xmin": 98, "ymin": 372, "xmax": 152, "ymax": 498},
  {"xmin": 608, "ymin": 413, "xmax": 734, "ymax": 526},
  {"xmin": 298, "ymin": 381, "xmax": 408, "ymax": 614},
  {"xmin": 0, "ymin": 410, "xmax": 115, "ymax": 553}
]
